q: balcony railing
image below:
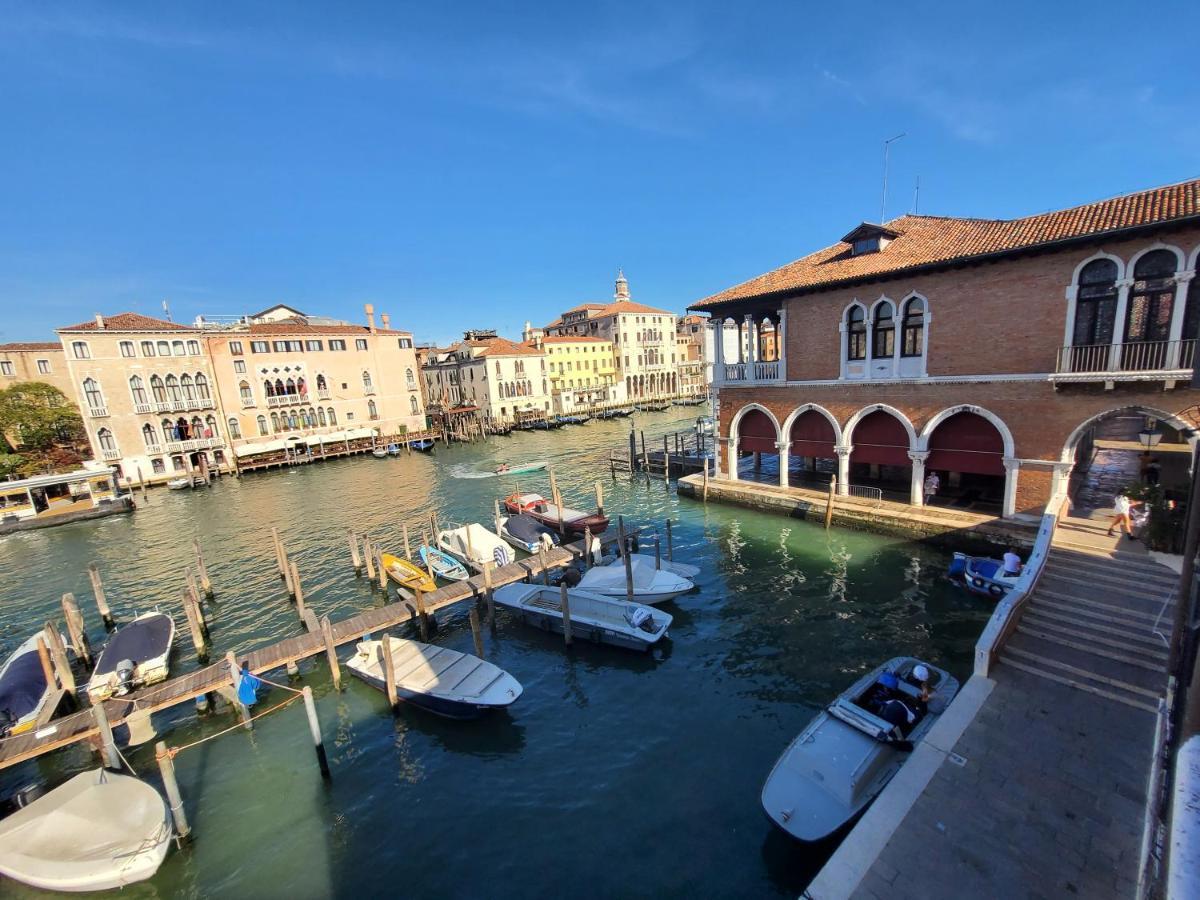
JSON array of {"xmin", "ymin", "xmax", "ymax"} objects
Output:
[
  {"xmin": 241, "ymin": 397, "xmax": 256, "ymax": 408},
  {"xmin": 717, "ymin": 360, "xmax": 783, "ymax": 384},
  {"xmin": 87, "ymin": 406, "xmax": 109, "ymax": 418},
  {"xmin": 364, "ymin": 386, "xmax": 377, "ymax": 396},
  {"xmin": 267, "ymin": 394, "xmax": 308, "ymax": 408},
  {"xmin": 144, "ymin": 443, "xmax": 164, "ymax": 455},
  {"xmin": 134, "ymin": 402, "xmax": 152, "ymax": 414},
  {"xmin": 1053, "ymin": 339, "xmax": 1195, "ymax": 379},
  {"xmin": 317, "ymin": 389, "xmax": 331, "ymax": 400},
  {"xmin": 164, "ymin": 437, "xmax": 224, "ymax": 453},
  {"xmin": 100, "ymin": 448, "xmax": 121, "ymax": 460}
]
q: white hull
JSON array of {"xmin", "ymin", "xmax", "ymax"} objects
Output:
[
  {"xmin": 493, "ymin": 583, "xmax": 671, "ymax": 651},
  {"xmin": 87, "ymin": 612, "xmax": 176, "ymax": 703}
]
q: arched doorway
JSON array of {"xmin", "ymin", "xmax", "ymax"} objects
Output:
[
  {"xmin": 847, "ymin": 408, "xmax": 913, "ymax": 499},
  {"xmin": 786, "ymin": 407, "xmax": 839, "ymax": 489},
  {"xmin": 731, "ymin": 406, "xmax": 780, "ymax": 483},
  {"xmin": 924, "ymin": 411, "xmax": 1009, "ymax": 513}
]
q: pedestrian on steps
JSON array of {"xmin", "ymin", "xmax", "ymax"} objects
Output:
[{"xmin": 1106, "ymin": 491, "xmax": 1133, "ymax": 538}]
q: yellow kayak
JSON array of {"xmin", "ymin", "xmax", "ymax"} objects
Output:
[{"xmin": 380, "ymin": 553, "xmax": 437, "ymax": 593}]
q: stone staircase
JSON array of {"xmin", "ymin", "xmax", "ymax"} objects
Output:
[{"xmin": 998, "ymin": 521, "xmax": 1177, "ymax": 714}]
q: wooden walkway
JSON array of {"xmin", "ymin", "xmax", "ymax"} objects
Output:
[{"xmin": 0, "ymin": 534, "xmax": 605, "ymax": 771}]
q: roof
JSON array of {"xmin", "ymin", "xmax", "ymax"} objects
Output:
[
  {"xmin": 693, "ymin": 177, "xmax": 1200, "ymax": 309},
  {"xmin": 465, "ymin": 336, "xmax": 543, "ymax": 357},
  {"xmin": 249, "ymin": 303, "xmax": 306, "ymax": 319},
  {"xmin": 541, "ymin": 335, "xmax": 611, "ymax": 344},
  {"xmin": 58, "ymin": 312, "xmax": 191, "ymax": 333},
  {"xmin": 0, "ymin": 342, "xmax": 62, "ymax": 352},
  {"xmin": 246, "ymin": 322, "xmax": 409, "ymax": 337},
  {"xmin": 0, "ymin": 468, "xmax": 116, "ymax": 491},
  {"xmin": 548, "ymin": 299, "xmax": 673, "ymax": 329}
]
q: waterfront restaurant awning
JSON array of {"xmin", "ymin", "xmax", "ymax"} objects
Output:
[
  {"xmin": 344, "ymin": 427, "xmax": 378, "ymax": 440},
  {"xmin": 234, "ymin": 439, "xmax": 289, "ymax": 458},
  {"xmin": 0, "ymin": 468, "xmax": 118, "ymax": 491}
]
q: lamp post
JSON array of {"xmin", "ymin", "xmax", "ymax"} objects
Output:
[{"xmin": 1139, "ymin": 424, "xmax": 1163, "ymax": 450}]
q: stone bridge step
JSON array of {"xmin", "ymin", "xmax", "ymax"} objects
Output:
[
  {"xmin": 1004, "ymin": 630, "xmax": 1167, "ymax": 696},
  {"xmin": 1018, "ymin": 613, "xmax": 1168, "ymax": 664},
  {"xmin": 1022, "ymin": 607, "xmax": 1168, "ymax": 650},
  {"xmin": 999, "ymin": 654, "xmax": 1159, "ymax": 714}
]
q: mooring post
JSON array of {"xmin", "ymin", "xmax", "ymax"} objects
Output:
[
  {"xmin": 136, "ymin": 465, "xmax": 147, "ymax": 500},
  {"xmin": 666, "ymin": 519, "xmax": 674, "ymax": 561},
  {"xmin": 182, "ymin": 591, "xmax": 206, "ymax": 658},
  {"xmin": 703, "ymin": 459, "xmax": 710, "ymax": 502},
  {"xmin": 193, "ymin": 539, "xmax": 213, "ymax": 597},
  {"xmin": 363, "ymin": 539, "xmax": 376, "ymax": 582},
  {"xmin": 378, "ymin": 634, "xmax": 398, "ymax": 709},
  {"xmin": 302, "ymin": 686, "xmax": 331, "ymax": 779},
  {"xmin": 347, "ymin": 528, "xmax": 362, "ymax": 572},
  {"xmin": 291, "ymin": 561, "xmax": 306, "ymax": 621},
  {"xmin": 469, "ymin": 608, "xmax": 485, "ymax": 658},
  {"xmin": 283, "ymin": 548, "xmax": 297, "ymax": 596},
  {"xmin": 559, "ymin": 583, "xmax": 573, "ymax": 647},
  {"xmin": 413, "ymin": 587, "xmax": 430, "ymax": 641},
  {"xmin": 402, "ymin": 524, "xmax": 412, "ymax": 560},
  {"xmin": 319, "ymin": 617, "xmax": 342, "ymax": 691},
  {"xmin": 619, "ymin": 519, "xmax": 634, "ymax": 602},
  {"xmin": 654, "ymin": 535, "xmax": 662, "ymax": 570},
  {"xmin": 663, "ymin": 435, "xmax": 670, "ymax": 476},
  {"xmin": 609, "ymin": 450, "xmax": 616, "ymax": 479},
  {"xmin": 61, "ymin": 592, "xmax": 91, "ymax": 666},
  {"xmin": 493, "ymin": 499, "xmax": 503, "ymax": 537},
  {"xmin": 34, "ymin": 636, "xmax": 55, "ymax": 691},
  {"xmin": 538, "ymin": 544, "xmax": 550, "ymax": 586},
  {"xmin": 641, "ymin": 431, "xmax": 649, "ymax": 472},
  {"xmin": 825, "ymin": 475, "xmax": 837, "ymax": 530},
  {"xmin": 583, "ymin": 526, "xmax": 593, "ymax": 570},
  {"xmin": 483, "ymin": 561, "xmax": 495, "ymax": 629},
  {"xmin": 431, "ymin": 512, "xmax": 441, "ymax": 539},
  {"xmin": 594, "ymin": 481, "xmax": 604, "ymax": 516},
  {"xmin": 377, "ymin": 550, "xmax": 388, "ymax": 591},
  {"xmin": 92, "ymin": 703, "xmax": 120, "ymax": 769},
  {"xmin": 271, "ymin": 527, "xmax": 286, "ymax": 578},
  {"xmin": 226, "ymin": 651, "xmax": 252, "ymax": 729},
  {"xmin": 421, "ymin": 535, "xmax": 435, "ymax": 581},
  {"xmin": 87, "ymin": 563, "xmax": 115, "ymax": 630},
  {"xmin": 155, "ymin": 741, "xmax": 191, "ymax": 840},
  {"xmin": 548, "ymin": 468, "xmax": 565, "ymax": 536},
  {"xmin": 628, "ymin": 428, "xmax": 637, "ymax": 471},
  {"xmin": 44, "ymin": 625, "xmax": 75, "ymax": 693}
]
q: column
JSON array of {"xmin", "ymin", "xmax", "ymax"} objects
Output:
[
  {"xmin": 775, "ymin": 441, "xmax": 791, "ymax": 488},
  {"xmin": 724, "ymin": 436, "xmax": 739, "ymax": 482},
  {"xmin": 777, "ymin": 308, "xmax": 787, "ymax": 380},
  {"xmin": 742, "ymin": 314, "xmax": 754, "ymax": 366},
  {"xmin": 908, "ymin": 450, "xmax": 930, "ymax": 506},
  {"xmin": 835, "ymin": 446, "xmax": 851, "ymax": 496},
  {"xmin": 1108, "ymin": 278, "xmax": 1133, "ymax": 371},
  {"xmin": 1168, "ymin": 271, "xmax": 1195, "ymax": 368},
  {"xmin": 1001, "ymin": 458, "xmax": 1020, "ymax": 518},
  {"xmin": 711, "ymin": 320, "xmax": 724, "ymax": 384},
  {"xmin": 1048, "ymin": 461, "xmax": 1074, "ymax": 507}
]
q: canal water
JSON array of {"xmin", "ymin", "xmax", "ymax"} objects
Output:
[{"xmin": 0, "ymin": 409, "xmax": 992, "ymax": 899}]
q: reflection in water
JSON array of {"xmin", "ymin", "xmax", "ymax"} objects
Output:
[{"xmin": 0, "ymin": 409, "xmax": 994, "ymax": 897}]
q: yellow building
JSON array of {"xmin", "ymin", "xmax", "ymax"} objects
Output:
[
  {"xmin": 538, "ymin": 335, "xmax": 623, "ymax": 413},
  {"xmin": 0, "ymin": 342, "xmax": 76, "ymax": 402}
]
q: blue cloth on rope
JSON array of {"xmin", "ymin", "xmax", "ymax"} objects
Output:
[{"xmin": 237, "ymin": 667, "xmax": 263, "ymax": 707}]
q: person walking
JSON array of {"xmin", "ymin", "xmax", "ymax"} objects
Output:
[
  {"xmin": 1107, "ymin": 491, "xmax": 1133, "ymax": 538},
  {"xmin": 923, "ymin": 471, "xmax": 940, "ymax": 506}
]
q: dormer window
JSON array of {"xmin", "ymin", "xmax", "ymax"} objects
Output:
[
  {"xmin": 842, "ymin": 223, "xmax": 899, "ymax": 256},
  {"xmin": 853, "ymin": 237, "xmax": 881, "ymax": 255}
]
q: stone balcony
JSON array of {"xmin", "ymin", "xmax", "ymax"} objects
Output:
[{"xmin": 713, "ymin": 360, "xmax": 784, "ymax": 385}]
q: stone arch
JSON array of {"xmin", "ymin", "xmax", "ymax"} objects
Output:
[
  {"xmin": 917, "ymin": 404, "xmax": 1015, "ymax": 458},
  {"xmin": 1071, "ymin": 250, "xmax": 1126, "ymax": 284},
  {"xmin": 1187, "ymin": 243, "xmax": 1200, "ymax": 272},
  {"xmin": 729, "ymin": 402, "xmax": 781, "ymax": 445},
  {"xmin": 844, "ymin": 403, "xmax": 917, "ymax": 449},
  {"xmin": 781, "ymin": 403, "xmax": 843, "ymax": 448},
  {"xmin": 1059, "ymin": 404, "xmax": 1198, "ymax": 464},
  {"xmin": 1128, "ymin": 242, "xmax": 1186, "ymax": 275}
]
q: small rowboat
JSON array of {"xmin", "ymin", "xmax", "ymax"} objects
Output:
[
  {"xmin": 0, "ymin": 633, "xmax": 67, "ymax": 737},
  {"xmin": 418, "ymin": 544, "xmax": 470, "ymax": 582},
  {"xmin": 948, "ymin": 553, "xmax": 1018, "ymax": 599},
  {"xmin": 502, "ymin": 492, "xmax": 609, "ymax": 535},
  {"xmin": 87, "ymin": 612, "xmax": 175, "ymax": 703},
  {"xmin": 346, "ymin": 637, "xmax": 523, "ymax": 719},
  {"xmin": 408, "ymin": 439, "xmax": 435, "ymax": 452},
  {"xmin": 493, "ymin": 583, "xmax": 671, "ymax": 651},
  {"xmin": 380, "ymin": 552, "xmax": 436, "ymax": 593}
]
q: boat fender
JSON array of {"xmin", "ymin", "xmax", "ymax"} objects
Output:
[
  {"xmin": 971, "ymin": 577, "xmax": 985, "ymax": 589},
  {"xmin": 493, "ymin": 546, "xmax": 510, "ymax": 567},
  {"xmin": 988, "ymin": 584, "xmax": 1005, "ymax": 598}
]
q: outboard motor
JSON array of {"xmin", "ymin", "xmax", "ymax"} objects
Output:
[
  {"xmin": 0, "ymin": 708, "xmax": 15, "ymax": 737},
  {"xmin": 625, "ymin": 533, "xmax": 640, "ymax": 554},
  {"xmin": 114, "ymin": 659, "xmax": 137, "ymax": 696}
]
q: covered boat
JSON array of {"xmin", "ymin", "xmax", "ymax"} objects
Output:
[
  {"xmin": 498, "ymin": 514, "xmax": 559, "ymax": 554},
  {"xmin": 493, "ymin": 583, "xmax": 672, "ymax": 651},
  {"xmin": 438, "ymin": 523, "xmax": 514, "ymax": 572},
  {"xmin": 578, "ymin": 555, "xmax": 694, "ymax": 604},
  {"xmin": 87, "ymin": 612, "xmax": 175, "ymax": 703},
  {"xmin": 408, "ymin": 439, "xmax": 435, "ymax": 452},
  {"xmin": 386, "ymin": 443, "xmax": 402, "ymax": 455},
  {"xmin": 0, "ymin": 633, "xmax": 65, "ymax": 737},
  {"xmin": 346, "ymin": 637, "xmax": 522, "ymax": 719},
  {"xmin": 371, "ymin": 448, "xmax": 389, "ymax": 459},
  {"xmin": 0, "ymin": 769, "xmax": 171, "ymax": 892},
  {"xmin": 417, "ymin": 544, "xmax": 470, "ymax": 581},
  {"xmin": 761, "ymin": 657, "xmax": 960, "ymax": 842},
  {"xmin": 380, "ymin": 552, "xmax": 436, "ymax": 593},
  {"xmin": 502, "ymin": 492, "xmax": 609, "ymax": 535},
  {"xmin": 165, "ymin": 477, "xmax": 192, "ymax": 490},
  {"xmin": 949, "ymin": 553, "xmax": 1019, "ymax": 599}
]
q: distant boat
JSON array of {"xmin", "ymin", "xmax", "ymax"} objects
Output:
[
  {"xmin": 87, "ymin": 612, "xmax": 175, "ymax": 703},
  {"xmin": 493, "ymin": 461, "xmax": 547, "ymax": 477},
  {"xmin": 0, "ymin": 633, "xmax": 66, "ymax": 737},
  {"xmin": 371, "ymin": 448, "xmax": 389, "ymax": 459},
  {"xmin": 498, "ymin": 514, "xmax": 559, "ymax": 554},
  {"xmin": 502, "ymin": 491, "xmax": 609, "ymax": 535},
  {"xmin": 346, "ymin": 637, "xmax": 523, "ymax": 719},
  {"xmin": 493, "ymin": 583, "xmax": 672, "ymax": 651},
  {"xmin": 761, "ymin": 657, "xmax": 960, "ymax": 842},
  {"xmin": 0, "ymin": 769, "xmax": 172, "ymax": 892},
  {"xmin": 695, "ymin": 416, "xmax": 715, "ymax": 435},
  {"xmin": 380, "ymin": 552, "xmax": 437, "ymax": 593},
  {"xmin": 417, "ymin": 544, "xmax": 470, "ymax": 582},
  {"xmin": 578, "ymin": 555, "xmax": 694, "ymax": 605},
  {"xmin": 408, "ymin": 439, "xmax": 435, "ymax": 452},
  {"xmin": 386, "ymin": 443, "xmax": 402, "ymax": 455},
  {"xmin": 948, "ymin": 553, "xmax": 1019, "ymax": 599},
  {"xmin": 437, "ymin": 523, "xmax": 514, "ymax": 572}
]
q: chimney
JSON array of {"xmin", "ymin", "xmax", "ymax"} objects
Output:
[
  {"xmin": 364, "ymin": 303, "xmax": 376, "ymax": 334},
  {"xmin": 381, "ymin": 312, "xmax": 391, "ymax": 331},
  {"xmin": 94, "ymin": 314, "xmax": 106, "ymax": 330}
]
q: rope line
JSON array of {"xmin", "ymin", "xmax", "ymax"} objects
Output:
[
  {"xmin": 254, "ymin": 674, "xmax": 303, "ymax": 694},
  {"xmin": 167, "ymin": 694, "xmax": 301, "ymax": 758}
]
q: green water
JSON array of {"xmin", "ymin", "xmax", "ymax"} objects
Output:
[{"xmin": 0, "ymin": 409, "xmax": 991, "ymax": 899}]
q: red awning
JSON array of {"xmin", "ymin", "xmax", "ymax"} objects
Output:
[
  {"xmin": 850, "ymin": 410, "xmax": 911, "ymax": 466},
  {"xmin": 737, "ymin": 409, "xmax": 778, "ymax": 453},
  {"xmin": 789, "ymin": 410, "xmax": 836, "ymax": 459},
  {"xmin": 926, "ymin": 412, "xmax": 1005, "ymax": 476}
]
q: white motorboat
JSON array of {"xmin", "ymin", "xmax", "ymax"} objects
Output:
[
  {"xmin": 437, "ymin": 523, "xmax": 514, "ymax": 572},
  {"xmin": 165, "ymin": 477, "xmax": 192, "ymax": 490},
  {"xmin": 599, "ymin": 552, "xmax": 700, "ymax": 580},
  {"xmin": 346, "ymin": 637, "xmax": 522, "ymax": 719},
  {"xmin": 578, "ymin": 555, "xmax": 694, "ymax": 604},
  {"xmin": 0, "ymin": 632, "xmax": 67, "ymax": 736},
  {"xmin": 761, "ymin": 656, "xmax": 960, "ymax": 842},
  {"xmin": 492, "ymin": 583, "xmax": 671, "ymax": 651},
  {"xmin": 0, "ymin": 769, "xmax": 171, "ymax": 891},
  {"xmin": 87, "ymin": 612, "xmax": 175, "ymax": 703}
]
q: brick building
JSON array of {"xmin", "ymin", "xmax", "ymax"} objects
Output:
[{"xmin": 691, "ymin": 179, "xmax": 1200, "ymax": 519}]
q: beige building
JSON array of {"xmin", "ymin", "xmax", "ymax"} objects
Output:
[
  {"xmin": 422, "ymin": 333, "xmax": 551, "ymax": 425},
  {"xmin": 543, "ymin": 271, "xmax": 680, "ymax": 400},
  {"xmin": 55, "ymin": 305, "xmax": 425, "ymax": 484},
  {"xmin": 675, "ymin": 315, "xmax": 709, "ymax": 398},
  {"xmin": 0, "ymin": 342, "xmax": 75, "ymax": 401}
]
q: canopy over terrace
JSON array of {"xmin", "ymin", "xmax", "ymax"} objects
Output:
[
  {"xmin": 233, "ymin": 428, "xmax": 379, "ymax": 459},
  {"xmin": 0, "ymin": 467, "xmax": 121, "ymax": 521}
]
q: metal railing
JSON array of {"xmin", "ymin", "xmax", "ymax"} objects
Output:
[
  {"xmin": 1055, "ymin": 339, "xmax": 1195, "ymax": 375},
  {"xmin": 847, "ymin": 484, "xmax": 883, "ymax": 506}
]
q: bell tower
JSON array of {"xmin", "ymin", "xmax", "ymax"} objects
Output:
[{"xmin": 614, "ymin": 268, "xmax": 630, "ymax": 301}]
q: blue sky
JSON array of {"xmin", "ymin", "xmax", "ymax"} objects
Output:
[{"xmin": 1, "ymin": 1, "xmax": 1197, "ymax": 345}]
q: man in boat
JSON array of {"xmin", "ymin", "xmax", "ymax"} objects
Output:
[
  {"xmin": 496, "ymin": 464, "xmax": 510, "ymax": 474},
  {"xmin": 1001, "ymin": 548, "xmax": 1023, "ymax": 578}
]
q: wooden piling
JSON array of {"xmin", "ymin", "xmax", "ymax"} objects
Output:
[
  {"xmin": 156, "ymin": 741, "xmax": 191, "ymax": 840},
  {"xmin": 469, "ymin": 608, "xmax": 485, "ymax": 658},
  {"xmin": 182, "ymin": 591, "xmax": 206, "ymax": 658},
  {"xmin": 348, "ymin": 528, "xmax": 362, "ymax": 571},
  {"xmin": 413, "ymin": 588, "xmax": 430, "ymax": 641},
  {"xmin": 663, "ymin": 435, "xmax": 670, "ymax": 476},
  {"xmin": 825, "ymin": 476, "xmax": 837, "ymax": 530},
  {"xmin": 363, "ymin": 538, "xmax": 376, "ymax": 582},
  {"xmin": 619, "ymin": 519, "xmax": 634, "ymax": 602},
  {"xmin": 302, "ymin": 686, "xmax": 331, "ymax": 779},
  {"xmin": 61, "ymin": 592, "xmax": 91, "ymax": 666},
  {"xmin": 641, "ymin": 431, "xmax": 649, "ymax": 472},
  {"xmin": 654, "ymin": 536, "xmax": 662, "ymax": 570},
  {"xmin": 87, "ymin": 563, "xmax": 114, "ymax": 630},
  {"xmin": 271, "ymin": 528, "xmax": 286, "ymax": 578},
  {"xmin": 93, "ymin": 703, "xmax": 120, "ymax": 769},
  {"xmin": 666, "ymin": 519, "xmax": 674, "ymax": 561},
  {"xmin": 559, "ymin": 583, "xmax": 573, "ymax": 646},
  {"xmin": 595, "ymin": 481, "xmax": 604, "ymax": 516},
  {"xmin": 538, "ymin": 544, "xmax": 550, "ymax": 585},
  {"xmin": 703, "ymin": 459, "xmax": 710, "ymax": 502},
  {"xmin": 193, "ymin": 539, "xmax": 213, "ymax": 597},
  {"xmin": 226, "ymin": 651, "xmax": 252, "ymax": 729},
  {"xmin": 583, "ymin": 526, "xmax": 593, "ymax": 569},
  {"xmin": 483, "ymin": 561, "xmax": 495, "ymax": 628},
  {"xmin": 136, "ymin": 465, "xmax": 147, "ymax": 501},
  {"xmin": 35, "ymin": 637, "xmax": 55, "ymax": 692},
  {"xmin": 43, "ymin": 626, "xmax": 74, "ymax": 694},
  {"xmin": 291, "ymin": 561, "xmax": 306, "ymax": 621},
  {"xmin": 421, "ymin": 536, "xmax": 435, "ymax": 581},
  {"xmin": 319, "ymin": 617, "xmax": 342, "ymax": 690},
  {"xmin": 377, "ymin": 550, "xmax": 388, "ymax": 591},
  {"xmin": 378, "ymin": 634, "xmax": 398, "ymax": 709},
  {"xmin": 402, "ymin": 524, "xmax": 411, "ymax": 560},
  {"xmin": 493, "ymin": 499, "xmax": 503, "ymax": 537},
  {"xmin": 548, "ymin": 469, "xmax": 565, "ymax": 536}
]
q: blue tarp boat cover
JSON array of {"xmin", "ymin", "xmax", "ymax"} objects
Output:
[
  {"xmin": 504, "ymin": 514, "xmax": 558, "ymax": 546},
  {"xmin": 93, "ymin": 615, "xmax": 174, "ymax": 676},
  {"xmin": 973, "ymin": 558, "xmax": 1001, "ymax": 579},
  {"xmin": 0, "ymin": 651, "xmax": 47, "ymax": 723}
]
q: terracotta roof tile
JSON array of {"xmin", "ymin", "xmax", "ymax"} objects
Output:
[
  {"xmin": 465, "ymin": 336, "xmax": 543, "ymax": 357},
  {"xmin": 692, "ymin": 178, "xmax": 1200, "ymax": 308},
  {"xmin": 0, "ymin": 342, "xmax": 62, "ymax": 352},
  {"xmin": 541, "ymin": 335, "xmax": 611, "ymax": 343},
  {"xmin": 547, "ymin": 299, "xmax": 673, "ymax": 329},
  {"xmin": 247, "ymin": 322, "xmax": 408, "ymax": 336},
  {"xmin": 58, "ymin": 312, "xmax": 191, "ymax": 332}
]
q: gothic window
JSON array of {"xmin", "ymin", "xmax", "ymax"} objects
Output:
[
  {"xmin": 871, "ymin": 302, "xmax": 895, "ymax": 358},
  {"xmin": 129, "ymin": 376, "xmax": 147, "ymax": 405},
  {"xmin": 1073, "ymin": 259, "xmax": 1118, "ymax": 346},
  {"xmin": 82, "ymin": 378, "xmax": 103, "ymax": 409},
  {"xmin": 846, "ymin": 306, "xmax": 866, "ymax": 360},
  {"xmin": 901, "ymin": 298, "xmax": 925, "ymax": 357}
]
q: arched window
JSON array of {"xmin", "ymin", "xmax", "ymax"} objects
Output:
[
  {"xmin": 410, "ymin": 395, "xmax": 419, "ymax": 414},
  {"xmin": 871, "ymin": 302, "xmax": 895, "ymax": 358},
  {"xmin": 316, "ymin": 374, "xmax": 327, "ymax": 390},
  {"xmin": 327, "ymin": 407, "xmax": 337, "ymax": 425},
  {"xmin": 368, "ymin": 399, "xmax": 378, "ymax": 419},
  {"xmin": 1073, "ymin": 259, "xmax": 1118, "ymax": 348},
  {"xmin": 172, "ymin": 340, "xmax": 185, "ymax": 356},
  {"xmin": 270, "ymin": 412, "xmax": 280, "ymax": 432},
  {"xmin": 257, "ymin": 415, "xmax": 268, "ymax": 436},
  {"xmin": 297, "ymin": 377, "xmax": 306, "ymax": 396},
  {"xmin": 191, "ymin": 416, "xmax": 204, "ymax": 436},
  {"xmin": 901, "ymin": 298, "xmax": 925, "ymax": 357},
  {"xmin": 195, "ymin": 373, "xmax": 210, "ymax": 400},
  {"xmin": 205, "ymin": 414, "xmax": 218, "ymax": 437},
  {"xmin": 318, "ymin": 407, "xmax": 327, "ymax": 426},
  {"xmin": 129, "ymin": 376, "xmax": 147, "ymax": 405},
  {"xmin": 846, "ymin": 307, "xmax": 866, "ymax": 360},
  {"xmin": 186, "ymin": 340, "xmax": 200, "ymax": 355},
  {"xmin": 150, "ymin": 375, "xmax": 166, "ymax": 403},
  {"xmin": 141, "ymin": 340, "xmax": 155, "ymax": 357},
  {"xmin": 405, "ymin": 367, "xmax": 415, "ymax": 388},
  {"xmin": 362, "ymin": 370, "xmax": 374, "ymax": 390},
  {"xmin": 286, "ymin": 377, "xmax": 297, "ymax": 396},
  {"xmin": 161, "ymin": 418, "xmax": 173, "ymax": 439},
  {"xmin": 82, "ymin": 378, "xmax": 103, "ymax": 409},
  {"xmin": 142, "ymin": 423, "xmax": 157, "ymax": 447},
  {"xmin": 274, "ymin": 378, "xmax": 285, "ymax": 396},
  {"xmin": 228, "ymin": 417, "xmax": 242, "ymax": 439},
  {"xmin": 288, "ymin": 412, "xmax": 298, "ymax": 429},
  {"xmin": 1185, "ymin": 268, "xmax": 1200, "ymax": 348},
  {"xmin": 180, "ymin": 374, "xmax": 195, "ymax": 400},
  {"xmin": 1127, "ymin": 250, "xmax": 1177, "ymax": 344},
  {"xmin": 264, "ymin": 380, "xmax": 275, "ymax": 397},
  {"xmin": 308, "ymin": 407, "xmax": 316, "ymax": 425},
  {"xmin": 97, "ymin": 428, "xmax": 116, "ymax": 451},
  {"xmin": 239, "ymin": 381, "xmax": 253, "ymax": 403},
  {"xmin": 165, "ymin": 375, "xmax": 181, "ymax": 401}
]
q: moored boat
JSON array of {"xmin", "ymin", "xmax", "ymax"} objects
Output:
[
  {"xmin": 948, "ymin": 553, "xmax": 1019, "ymax": 599},
  {"xmin": 371, "ymin": 448, "xmax": 389, "ymax": 459},
  {"xmin": 86, "ymin": 612, "xmax": 175, "ymax": 703},
  {"xmin": 502, "ymin": 492, "xmax": 609, "ymax": 535},
  {"xmin": 417, "ymin": 544, "xmax": 470, "ymax": 581},
  {"xmin": 498, "ymin": 514, "xmax": 559, "ymax": 554},
  {"xmin": 0, "ymin": 769, "xmax": 171, "ymax": 892},
  {"xmin": 380, "ymin": 552, "xmax": 437, "ymax": 593},
  {"xmin": 578, "ymin": 555, "xmax": 694, "ymax": 604},
  {"xmin": 165, "ymin": 477, "xmax": 192, "ymax": 490},
  {"xmin": 386, "ymin": 443, "xmax": 402, "ymax": 455},
  {"xmin": 346, "ymin": 637, "xmax": 522, "ymax": 719},
  {"xmin": 0, "ymin": 633, "xmax": 67, "ymax": 737},
  {"xmin": 437, "ymin": 523, "xmax": 514, "ymax": 572},
  {"xmin": 408, "ymin": 439, "xmax": 435, "ymax": 452},
  {"xmin": 492, "ymin": 583, "xmax": 671, "ymax": 651},
  {"xmin": 761, "ymin": 657, "xmax": 959, "ymax": 842}
]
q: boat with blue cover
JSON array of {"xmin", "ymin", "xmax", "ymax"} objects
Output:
[
  {"xmin": 498, "ymin": 514, "xmax": 559, "ymax": 554},
  {"xmin": 0, "ymin": 633, "xmax": 66, "ymax": 737},
  {"xmin": 948, "ymin": 553, "xmax": 1019, "ymax": 599},
  {"xmin": 86, "ymin": 612, "xmax": 176, "ymax": 702},
  {"xmin": 408, "ymin": 439, "xmax": 435, "ymax": 452}
]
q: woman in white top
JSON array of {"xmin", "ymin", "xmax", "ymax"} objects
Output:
[{"xmin": 1107, "ymin": 493, "xmax": 1133, "ymax": 537}]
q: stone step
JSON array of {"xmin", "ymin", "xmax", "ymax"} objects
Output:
[
  {"xmin": 999, "ymin": 655, "xmax": 1159, "ymax": 714},
  {"xmin": 1022, "ymin": 606, "xmax": 1168, "ymax": 650},
  {"xmin": 1036, "ymin": 574, "xmax": 1176, "ymax": 617},
  {"xmin": 1004, "ymin": 630, "xmax": 1167, "ymax": 696},
  {"xmin": 1030, "ymin": 597, "xmax": 1172, "ymax": 635},
  {"xmin": 1015, "ymin": 623, "xmax": 1167, "ymax": 673},
  {"xmin": 1042, "ymin": 557, "xmax": 1178, "ymax": 590},
  {"xmin": 1033, "ymin": 589, "xmax": 1167, "ymax": 624},
  {"xmin": 1020, "ymin": 612, "xmax": 1169, "ymax": 662}
]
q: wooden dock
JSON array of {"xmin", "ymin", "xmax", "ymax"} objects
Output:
[{"xmin": 0, "ymin": 534, "xmax": 608, "ymax": 771}]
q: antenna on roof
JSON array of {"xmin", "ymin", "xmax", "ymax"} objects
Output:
[
  {"xmin": 162, "ymin": 299, "xmax": 172, "ymax": 323},
  {"xmin": 880, "ymin": 132, "xmax": 906, "ymax": 223},
  {"xmin": 913, "ymin": 175, "xmax": 920, "ymax": 215}
]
